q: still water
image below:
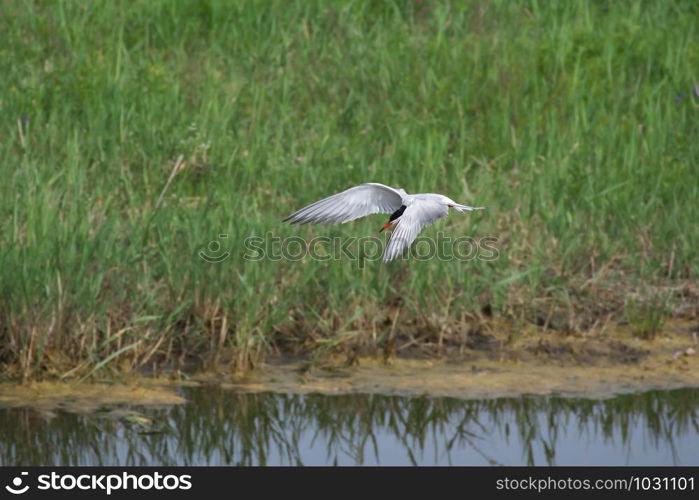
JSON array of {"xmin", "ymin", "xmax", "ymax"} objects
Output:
[{"xmin": 1, "ymin": 387, "xmax": 698, "ymax": 466}]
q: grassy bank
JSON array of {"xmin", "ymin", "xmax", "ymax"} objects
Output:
[{"xmin": 1, "ymin": 0, "xmax": 698, "ymax": 381}]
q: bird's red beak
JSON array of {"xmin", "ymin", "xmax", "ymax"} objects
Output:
[{"xmin": 379, "ymin": 221, "xmax": 393, "ymax": 232}]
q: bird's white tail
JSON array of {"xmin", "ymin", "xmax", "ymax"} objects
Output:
[{"xmin": 452, "ymin": 204, "xmax": 485, "ymax": 212}]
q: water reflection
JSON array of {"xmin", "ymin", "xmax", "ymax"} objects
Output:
[{"xmin": 1, "ymin": 388, "xmax": 698, "ymax": 465}]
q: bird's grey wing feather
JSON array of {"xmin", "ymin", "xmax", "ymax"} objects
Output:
[
  {"xmin": 283, "ymin": 183, "xmax": 405, "ymax": 225},
  {"xmin": 383, "ymin": 200, "xmax": 448, "ymax": 263}
]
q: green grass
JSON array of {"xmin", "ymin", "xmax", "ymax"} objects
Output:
[
  {"xmin": 623, "ymin": 290, "xmax": 673, "ymax": 340},
  {"xmin": 1, "ymin": 0, "xmax": 698, "ymax": 380}
]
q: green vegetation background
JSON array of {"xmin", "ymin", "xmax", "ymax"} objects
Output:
[{"xmin": 1, "ymin": 0, "xmax": 697, "ymax": 379}]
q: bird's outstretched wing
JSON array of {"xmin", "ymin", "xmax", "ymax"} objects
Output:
[
  {"xmin": 383, "ymin": 200, "xmax": 448, "ymax": 263},
  {"xmin": 283, "ymin": 183, "xmax": 405, "ymax": 225}
]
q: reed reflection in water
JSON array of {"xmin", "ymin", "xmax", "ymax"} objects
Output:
[{"xmin": 1, "ymin": 387, "xmax": 698, "ymax": 466}]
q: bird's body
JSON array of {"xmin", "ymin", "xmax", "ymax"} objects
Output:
[{"xmin": 283, "ymin": 183, "xmax": 484, "ymax": 262}]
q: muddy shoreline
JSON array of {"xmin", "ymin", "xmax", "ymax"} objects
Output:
[
  {"xmin": 210, "ymin": 320, "xmax": 699, "ymax": 399},
  {"xmin": 0, "ymin": 321, "xmax": 697, "ymax": 411}
]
